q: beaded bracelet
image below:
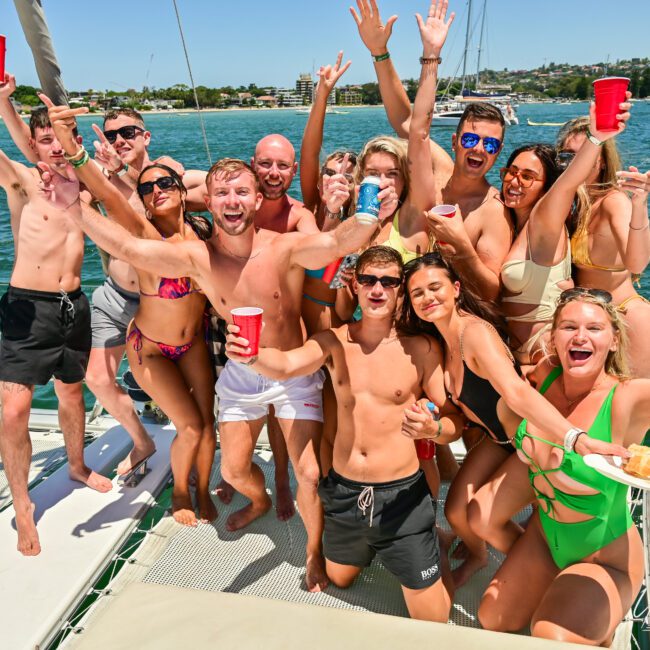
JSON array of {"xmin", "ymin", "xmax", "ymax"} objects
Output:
[{"xmin": 70, "ymin": 149, "xmax": 90, "ymax": 168}]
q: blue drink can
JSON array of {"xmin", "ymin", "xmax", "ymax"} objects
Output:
[{"xmin": 355, "ymin": 176, "xmax": 381, "ymax": 224}]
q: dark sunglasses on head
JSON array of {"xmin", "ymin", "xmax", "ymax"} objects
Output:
[
  {"xmin": 103, "ymin": 125, "xmax": 145, "ymax": 144},
  {"xmin": 500, "ymin": 166, "xmax": 541, "ymax": 188},
  {"xmin": 356, "ymin": 273, "xmax": 402, "ymax": 289},
  {"xmin": 322, "ymin": 167, "xmax": 355, "ymax": 183},
  {"xmin": 137, "ymin": 176, "xmax": 177, "ymax": 196},
  {"xmin": 460, "ymin": 132, "xmax": 502, "ymax": 155},
  {"xmin": 558, "ymin": 287, "xmax": 613, "ymax": 304},
  {"xmin": 556, "ymin": 151, "xmax": 576, "ymax": 170}
]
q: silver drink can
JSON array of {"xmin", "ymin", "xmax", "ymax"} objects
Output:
[{"xmin": 355, "ymin": 176, "xmax": 381, "ymax": 224}]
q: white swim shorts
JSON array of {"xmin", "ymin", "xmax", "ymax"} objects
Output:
[{"xmin": 216, "ymin": 360, "xmax": 325, "ymax": 422}]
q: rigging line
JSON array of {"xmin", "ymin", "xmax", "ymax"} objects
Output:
[{"xmin": 171, "ymin": 0, "xmax": 212, "ymax": 166}]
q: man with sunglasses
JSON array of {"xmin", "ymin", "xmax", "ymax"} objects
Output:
[
  {"xmin": 41, "ymin": 99, "xmax": 402, "ymax": 592},
  {"xmin": 0, "ymin": 97, "xmax": 113, "ymax": 557},
  {"xmin": 83, "ymin": 107, "xmax": 211, "ymax": 479},
  {"xmin": 225, "ymin": 245, "xmax": 462, "ymax": 620},
  {"xmin": 352, "ymin": 0, "xmax": 512, "ymax": 301}
]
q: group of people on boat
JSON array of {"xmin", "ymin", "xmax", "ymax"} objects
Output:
[{"xmin": 0, "ymin": 0, "xmax": 649, "ymax": 644}]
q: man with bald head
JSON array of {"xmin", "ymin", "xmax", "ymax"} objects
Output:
[{"xmin": 252, "ymin": 134, "xmax": 319, "ymax": 234}]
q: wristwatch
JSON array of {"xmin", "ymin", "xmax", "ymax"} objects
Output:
[
  {"xmin": 563, "ymin": 427, "xmax": 586, "ymax": 452},
  {"xmin": 586, "ymin": 129, "xmax": 604, "ymax": 147}
]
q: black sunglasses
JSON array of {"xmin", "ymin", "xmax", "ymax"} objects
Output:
[
  {"xmin": 103, "ymin": 125, "xmax": 145, "ymax": 144},
  {"xmin": 137, "ymin": 176, "xmax": 178, "ymax": 196},
  {"xmin": 356, "ymin": 273, "xmax": 402, "ymax": 289},
  {"xmin": 558, "ymin": 287, "xmax": 612, "ymax": 304},
  {"xmin": 556, "ymin": 151, "xmax": 576, "ymax": 170}
]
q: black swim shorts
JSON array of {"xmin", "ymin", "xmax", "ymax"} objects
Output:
[
  {"xmin": 0, "ymin": 285, "xmax": 91, "ymax": 385},
  {"xmin": 318, "ymin": 469, "xmax": 441, "ymax": 590}
]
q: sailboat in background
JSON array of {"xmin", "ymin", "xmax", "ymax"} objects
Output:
[{"xmin": 431, "ymin": 0, "xmax": 519, "ymax": 126}]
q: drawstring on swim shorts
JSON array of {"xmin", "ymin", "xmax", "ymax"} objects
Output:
[
  {"xmin": 59, "ymin": 289, "xmax": 75, "ymax": 321},
  {"xmin": 357, "ymin": 486, "xmax": 375, "ymax": 527}
]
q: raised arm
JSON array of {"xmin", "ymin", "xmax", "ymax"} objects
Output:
[
  {"xmin": 614, "ymin": 166, "xmax": 650, "ymax": 274},
  {"xmin": 0, "ymin": 74, "xmax": 37, "ymax": 163},
  {"xmin": 289, "ymin": 179, "xmax": 399, "ymax": 269},
  {"xmin": 350, "ymin": 0, "xmax": 453, "ymax": 173},
  {"xmin": 300, "ymin": 51, "xmax": 351, "ymax": 214},
  {"xmin": 408, "ymin": 0, "xmax": 454, "ymax": 211},
  {"xmin": 41, "ymin": 95, "xmax": 154, "ymax": 238},
  {"xmin": 530, "ymin": 99, "xmax": 631, "ymax": 256},
  {"xmin": 226, "ymin": 324, "xmax": 334, "ymax": 379}
]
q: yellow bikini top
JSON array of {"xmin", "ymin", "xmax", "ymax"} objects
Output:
[
  {"xmin": 384, "ymin": 211, "xmax": 435, "ymax": 264},
  {"xmin": 500, "ymin": 228, "xmax": 572, "ymax": 323}
]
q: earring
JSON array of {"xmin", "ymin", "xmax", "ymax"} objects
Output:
[{"xmin": 145, "ymin": 209, "xmax": 152, "ymax": 221}]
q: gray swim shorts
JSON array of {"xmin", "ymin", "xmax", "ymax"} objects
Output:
[{"xmin": 91, "ymin": 277, "xmax": 140, "ymax": 348}]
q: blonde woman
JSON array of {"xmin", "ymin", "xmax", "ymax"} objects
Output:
[{"xmin": 556, "ymin": 99, "xmax": 650, "ymax": 377}]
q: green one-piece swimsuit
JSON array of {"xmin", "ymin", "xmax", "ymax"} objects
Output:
[{"xmin": 515, "ymin": 366, "xmax": 634, "ymax": 569}]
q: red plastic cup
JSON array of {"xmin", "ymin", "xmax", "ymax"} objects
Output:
[
  {"xmin": 593, "ymin": 77, "xmax": 630, "ymax": 132},
  {"xmin": 430, "ymin": 204, "xmax": 456, "ymax": 246},
  {"xmin": 415, "ymin": 438, "xmax": 436, "ymax": 460},
  {"xmin": 0, "ymin": 35, "xmax": 6, "ymax": 81},
  {"xmin": 231, "ymin": 307, "xmax": 263, "ymax": 357},
  {"xmin": 322, "ymin": 258, "xmax": 343, "ymax": 285}
]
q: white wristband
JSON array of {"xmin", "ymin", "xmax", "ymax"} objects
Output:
[{"xmin": 563, "ymin": 427, "xmax": 586, "ymax": 453}]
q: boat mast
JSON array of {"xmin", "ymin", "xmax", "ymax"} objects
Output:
[
  {"xmin": 460, "ymin": 0, "xmax": 473, "ymax": 95},
  {"xmin": 475, "ymin": 0, "xmax": 487, "ymax": 90}
]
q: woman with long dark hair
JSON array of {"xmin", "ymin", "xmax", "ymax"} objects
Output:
[{"xmin": 398, "ymin": 252, "xmax": 625, "ymax": 588}]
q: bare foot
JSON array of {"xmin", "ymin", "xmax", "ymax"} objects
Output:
[
  {"xmin": 451, "ymin": 550, "xmax": 488, "ymax": 589},
  {"xmin": 226, "ymin": 497, "xmax": 271, "ymax": 532},
  {"xmin": 305, "ymin": 552, "xmax": 329, "ymax": 592},
  {"xmin": 116, "ymin": 440, "xmax": 156, "ymax": 476},
  {"xmin": 69, "ymin": 466, "xmax": 113, "ymax": 493},
  {"xmin": 15, "ymin": 502, "xmax": 41, "ymax": 556},
  {"xmin": 212, "ymin": 478, "xmax": 235, "ymax": 504},
  {"xmin": 172, "ymin": 493, "xmax": 198, "ymax": 527},
  {"xmin": 274, "ymin": 480, "xmax": 295, "ymax": 521},
  {"xmin": 197, "ymin": 490, "xmax": 218, "ymax": 523}
]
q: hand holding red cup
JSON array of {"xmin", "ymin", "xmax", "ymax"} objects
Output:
[
  {"xmin": 230, "ymin": 307, "xmax": 263, "ymax": 358},
  {"xmin": 429, "ymin": 204, "xmax": 456, "ymax": 246}
]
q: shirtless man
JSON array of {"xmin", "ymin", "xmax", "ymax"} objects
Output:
[
  {"xmin": 251, "ymin": 134, "xmax": 318, "ymax": 234},
  {"xmin": 0, "ymin": 107, "xmax": 112, "ymax": 557},
  {"xmin": 226, "ymin": 245, "xmax": 462, "ymax": 620},
  {"xmin": 42, "ymin": 97, "xmax": 399, "ymax": 591},
  {"xmin": 351, "ymin": 0, "xmax": 512, "ymax": 300},
  {"xmin": 216, "ymin": 133, "xmax": 319, "ymax": 520}
]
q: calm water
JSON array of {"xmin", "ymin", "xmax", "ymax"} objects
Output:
[{"xmin": 1, "ymin": 102, "xmax": 649, "ymax": 407}]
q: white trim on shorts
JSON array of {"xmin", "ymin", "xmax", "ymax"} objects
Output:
[{"xmin": 215, "ymin": 360, "xmax": 324, "ymax": 422}]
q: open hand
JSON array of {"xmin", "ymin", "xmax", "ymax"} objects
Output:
[
  {"xmin": 589, "ymin": 91, "xmax": 632, "ymax": 143},
  {"xmin": 415, "ymin": 0, "xmax": 455, "ymax": 57},
  {"xmin": 316, "ymin": 51, "xmax": 352, "ymax": 98},
  {"xmin": 350, "ymin": 0, "xmax": 397, "ymax": 56}
]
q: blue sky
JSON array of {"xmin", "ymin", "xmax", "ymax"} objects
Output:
[{"xmin": 1, "ymin": 0, "xmax": 648, "ymax": 91}]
